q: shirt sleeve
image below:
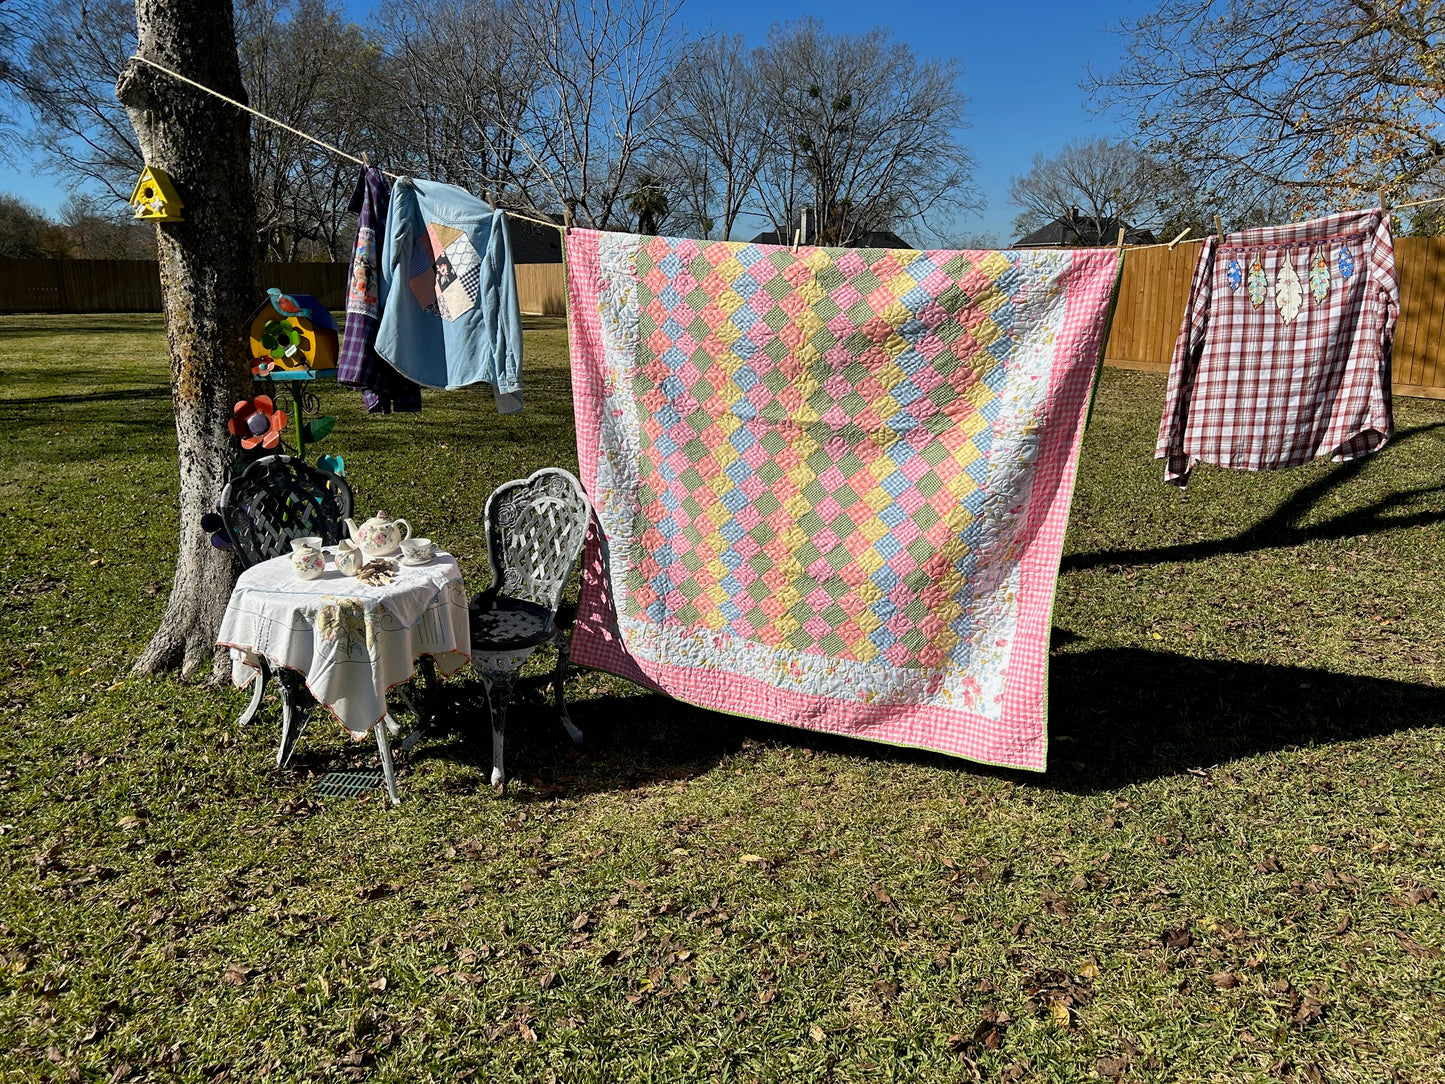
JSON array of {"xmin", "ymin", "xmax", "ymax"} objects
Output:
[
  {"xmin": 490, "ymin": 210, "xmax": 525, "ymax": 415},
  {"xmin": 1369, "ymin": 210, "xmax": 1400, "ymax": 347},
  {"xmin": 1155, "ymin": 236, "xmax": 1216, "ymax": 485}
]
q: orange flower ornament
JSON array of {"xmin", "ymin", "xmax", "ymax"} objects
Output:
[{"xmin": 228, "ymin": 396, "xmax": 289, "ymax": 450}]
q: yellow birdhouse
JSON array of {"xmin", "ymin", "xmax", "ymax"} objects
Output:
[
  {"xmin": 246, "ymin": 289, "xmax": 338, "ymax": 380},
  {"xmin": 129, "ymin": 166, "xmax": 184, "ymax": 221}
]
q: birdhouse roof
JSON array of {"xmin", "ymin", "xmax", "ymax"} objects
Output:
[
  {"xmin": 246, "ymin": 293, "xmax": 338, "ymax": 332},
  {"xmin": 129, "ymin": 166, "xmax": 183, "ymax": 208}
]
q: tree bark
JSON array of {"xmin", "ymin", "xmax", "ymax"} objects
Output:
[{"xmin": 117, "ymin": 0, "xmax": 259, "ymax": 680}]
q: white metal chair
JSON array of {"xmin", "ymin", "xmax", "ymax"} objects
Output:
[{"xmin": 469, "ymin": 467, "xmax": 593, "ymax": 791}]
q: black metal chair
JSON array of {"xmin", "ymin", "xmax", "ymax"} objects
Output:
[
  {"xmin": 219, "ymin": 454, "xmax": 353, "ymax": 769},
  {"xmin": 469, "ymin": 467, "xmax": 593, "ymax": 791}
]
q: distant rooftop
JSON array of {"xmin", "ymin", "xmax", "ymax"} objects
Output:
[{"xmin": 1013, "ymin": 211, "xmax": 1156, "ymax": 249}]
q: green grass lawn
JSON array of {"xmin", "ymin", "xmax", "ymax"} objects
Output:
[{"xmin": 3, "ymin": 313, "xmax": 1445, "ymax": 1082}]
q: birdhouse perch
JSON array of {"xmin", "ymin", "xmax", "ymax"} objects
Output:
[{"xmin": 129, "ymin": 166, "xmax": 184, "ymax": 221}]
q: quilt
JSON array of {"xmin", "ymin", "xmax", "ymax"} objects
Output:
[{"xmin": 566, "ymin": 230, "xmax": 1119, "ymax": 770}]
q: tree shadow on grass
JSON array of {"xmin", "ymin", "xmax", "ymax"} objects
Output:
[{"xmin": 1064, "ymin": 421, "xmax": 1445, "ymax": 572}]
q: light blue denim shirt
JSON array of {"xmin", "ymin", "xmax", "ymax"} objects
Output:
[{"xmin": 376, "ymin": 178, "xmax": 524, "ymax": 412}]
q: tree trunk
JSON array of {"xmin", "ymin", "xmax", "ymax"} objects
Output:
[{"xmin": 117, "ymin": 0, "xmax": 259, "ymax": 680}]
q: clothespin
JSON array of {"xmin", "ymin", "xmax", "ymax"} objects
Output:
[
  {"xmin": 361, "ymin": 151, "xmax": 370, "ymax": 168},
  {"xmin": 563, "ymin": 203, "xmax": 573, "ymax": 235},
  {"xmin": 1167, "ymin": 227, "xmax": 1191, "ymax": 249},
  {"xmin": 1115, "ymin": 226, "xmax": 1126, "ymax": 252},
  {"xmin": 487, "ymin": 190, "xmax": 496, "ymax": 212},
  {"xmin": 791, "ymin": 228, "xmax": 801, "ymax": 254},
  {"xmin": 1213, "ymin": 214, "xmax": 1225, "ymax": 245},
  {"xmin": 1378, "ymin": 188, "xmax": 1390, "ymax": 212}
]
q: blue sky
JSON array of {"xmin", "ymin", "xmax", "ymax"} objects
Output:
[{"xmin": 6, "ymin": 0, "xmax": 1139, "ymax": 244}]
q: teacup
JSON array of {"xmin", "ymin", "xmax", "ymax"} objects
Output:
[
  {"xmin": 335, "ymin": 539, "xmax": 365, "ymax": 576},
  {"xmin": 290, "ymin": 542, "xmax": 325, "ymax": 580},
  {"xmin": 290, "ymin": 535, "xmax": 323, "ymax": 553},
  {"xmin": 400, "ymin": 537, "xmax": 435, "ymax": 563}
]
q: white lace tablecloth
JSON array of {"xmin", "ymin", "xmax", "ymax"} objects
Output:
[{"xmin": 217, "ymin": 550, "xmax": 471, "ymax": 736}]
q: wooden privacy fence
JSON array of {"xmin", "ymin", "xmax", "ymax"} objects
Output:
[
  {"xmin": 0, "ymin": 259, "xmax": 568, "ymax": 318},
  {"xmin": 4, "ymin": 248, "xmax": 1441, "ymax": 392},
  {"xmin": 1102, "ymin": 237, "xmax": 1445, "ymax": 400}
]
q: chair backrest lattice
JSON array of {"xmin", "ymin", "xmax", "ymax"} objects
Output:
[
  {"xmin": 219, "ymin": 454, "xmax": 354, "ymax": 569},
  {"xmin": 482, "ymin": 467, "xmax": 593, "ymax": 611}
]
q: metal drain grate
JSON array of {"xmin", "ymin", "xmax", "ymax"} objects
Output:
[{"xmin": 314, "ymin": 769, "xmax": 385, "ymax": 798}]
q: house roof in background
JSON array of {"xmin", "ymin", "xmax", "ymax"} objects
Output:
[
  {"xmin": 1013, "ymin": 215, "xmax": 1156, "ymax": 248},
  {"xmin": 747, "ymin": 229, "xmax": 914, "ymax": 250}
]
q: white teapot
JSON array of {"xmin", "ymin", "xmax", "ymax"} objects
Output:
[{"xmin": 344, "ymin": 510, "xmax": 412, "ymax": 559}]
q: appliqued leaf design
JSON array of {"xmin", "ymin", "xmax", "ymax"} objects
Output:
[
  {"xmin": 1310, "ymin": 252, "xmax": 1331, "ymax": 303},
  {"xmin": 1247, "ymin": 254, "xmax": 1268, "ymax": 309},
  {"xmin": 1339, "ymin": 244, "xmax": 1355, "ymax": 281},
  {"xmin": 1275, "ymin": 255, "xmax": 1303, "ymax": 324},
  {"xmin": 1226, "ymin": 258, "xmax": 1243, "ymax": 292}
]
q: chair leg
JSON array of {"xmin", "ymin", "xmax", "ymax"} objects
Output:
[
  {"xmin": 239, "ymin": 658, "xmax": 269, "ymax": 728},
  {"xmin": 552, "ymin": 633, "xmax": 583, "ymax": 744},
  {"xmin": 276, "ymin": 673, "xmax": 307, "ymax": 769},
  {"xmin": 375, "ymin": 714, "xmax": 400, "ymax": 806},
  {"xmin": 482, "ymin": 676, "xmax": 511, "ymax": 793}
]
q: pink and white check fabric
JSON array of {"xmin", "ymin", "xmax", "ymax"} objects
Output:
[{"xmin": 1157, "ymin": 211, "xmax": 1398, "ymax": 485}]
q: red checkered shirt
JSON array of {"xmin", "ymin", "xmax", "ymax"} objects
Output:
[{"xmin": 1156, "ymin": 210, "xmax": 1398, "ymax": 485}]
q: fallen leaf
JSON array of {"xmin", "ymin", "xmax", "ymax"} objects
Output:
[
  {"xmin": 115, "ymin": 816, "xmax": 146, "ymax": 830},
  {"xmin": 1331, "ymin": 914, "xmax": 1352, "ymax": 936},
  {"xmin": 872, "ymin": 885, "xmax": 894, "ymax": 906},
  {"xmin": 739, "ymin": 854, "xmax": 766, "ymax": 864},
  {"xmin": 1211, "ymin": 971, "xmax": 1240, "ymax": 989},
  {"xmin": 1077, "ymin": 960, "xmax": 1100, "ymax": 980},
  {"xmin": 1393, "ymin": 887, "xmax": 1437, "ymax": 908},
  {"xmin": 357, "ymin": 883, "xmax": 399, "ymax": 902},
  {"xmin": 1161, "ymin": 927, "xmax": 1193, "ymax": 950},
  {"xmin": 572, "ymin": 912, "xmax": 592, "ymax": 932},
  {"xmin": 1294, "ymin": 996, "xmax": 1325, "ymax": 1024},
  {"xmin": 539, "ymin": 970, "xmax": 558, "ymax": 990},
  {"xmin": 1047, "ymin": 999, "xmax": 1072, "ymax": 1027},
  {"xmin": 221, "ymin": 964, "xmax": 254, "ymax": 987},
  {"xmin": 517, "ymin": 1021, "xmax": 537, "ymax": 1043},
  {"xmin": 1097, "ymin": 1056, "xmax": 1128, "ymax": 1078},
  {"xmin": 367, "ymin": 976, "xmax": 387, "ymax": 993},
  {"xmin": 1391, "ymin": 929, "xmax": 1442, "ymax": 958},
  {"xmin": 809, "ymin": 1025, "xmax": 825, "ymax": 1042}
]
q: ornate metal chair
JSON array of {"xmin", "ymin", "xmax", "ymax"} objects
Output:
[
  {"xmin": 218, "ymin": 454, "xmax": 354, "ymax": 769},
  {"xmin": 470, "ymin": 467, "xmax": 593, "ymax": 791}
]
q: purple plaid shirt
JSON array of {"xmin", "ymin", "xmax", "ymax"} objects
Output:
[
  {"xmin": 338, "ymin": 167, "xmax": 422, "ymax": 413},
  {"xmin": 1157, "ymin": 210, "xmax": 1398, "ymax": 485}
]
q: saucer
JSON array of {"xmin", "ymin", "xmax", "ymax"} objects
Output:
[{"xmin": 399, "ymin": 554, "xmax": 436, "ymax": 566}]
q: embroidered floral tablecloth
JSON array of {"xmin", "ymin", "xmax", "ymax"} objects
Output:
[{"xmin": 217, "ymin": 551, "xmax": 470, "ymax": 736}]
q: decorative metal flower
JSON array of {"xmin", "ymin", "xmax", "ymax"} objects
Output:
[
  {"xmin": 228, "ymin": 395, "xmax": 289, "ymax": 450},
  {"xmin": 317, "ymin": 453, "xmax": 345, "ymax": 477}
]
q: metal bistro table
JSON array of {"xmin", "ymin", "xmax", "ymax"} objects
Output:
[{"xmin": 217, "ymin": 548, "xmax": 471, "ymax": 803}]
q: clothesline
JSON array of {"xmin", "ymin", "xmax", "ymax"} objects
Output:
[
  {"xmin": 132, "ymin": 53, "xmax": 1445, "ymax": 252},
  {"xmin": 130, "ymin": 55, "xmax": 567, "ymax": 236}
]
